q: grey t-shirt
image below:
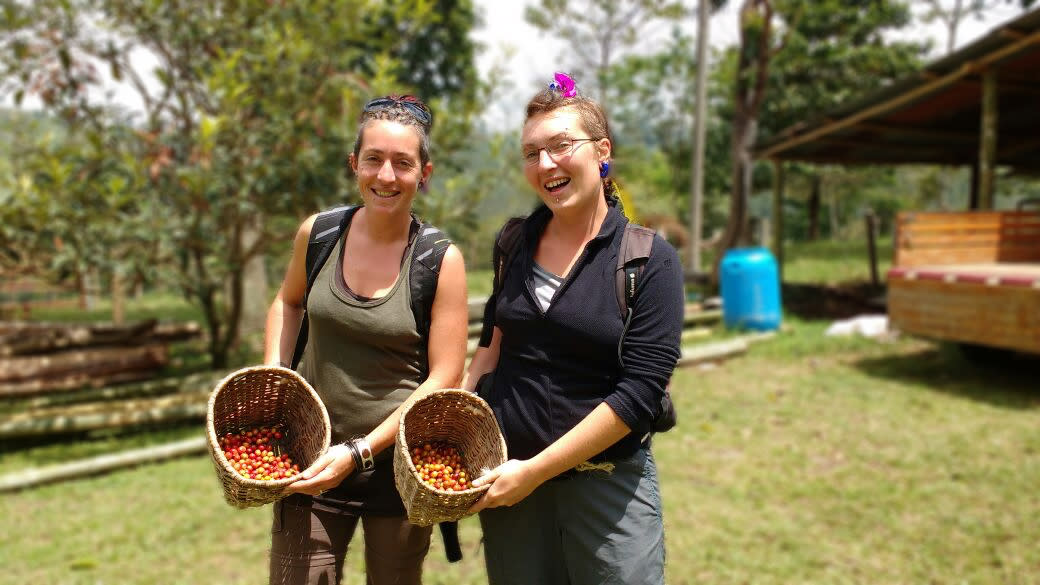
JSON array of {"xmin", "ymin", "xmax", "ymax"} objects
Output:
[{"xmin": 532, "ymin": 262, "xmax": 562, "ymax": 312}]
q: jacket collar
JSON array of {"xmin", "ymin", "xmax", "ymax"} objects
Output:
[{"xmin": 523, "ymin": 197, "xmax": 628, "ymax": 247}]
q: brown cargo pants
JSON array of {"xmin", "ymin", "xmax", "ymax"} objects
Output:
[{"xmin": 269, "ymin": 495, "xmax": 432, "ymax": 585}]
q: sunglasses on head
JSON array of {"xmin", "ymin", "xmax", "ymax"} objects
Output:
[{"xmin": 362, "ymin": 94, "xmax": 433, "ymax": 128}]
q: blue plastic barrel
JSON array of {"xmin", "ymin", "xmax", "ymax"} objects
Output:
[{"xmin": 719, "ymin": 247, "xmax": 782, "ymax": 331}]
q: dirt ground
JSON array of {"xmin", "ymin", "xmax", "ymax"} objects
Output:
[{"xmin": 781, "ymin": 281, "xmax": 887, "ymax": 320}]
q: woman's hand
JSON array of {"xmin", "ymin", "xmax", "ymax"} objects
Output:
[
  {"xmin": 466, "ymin": 459, "xmax": 543, "ymax": 514},
  {"xmin": 283, "ymin": 444, "xmax": 356, "ymax": 497}
]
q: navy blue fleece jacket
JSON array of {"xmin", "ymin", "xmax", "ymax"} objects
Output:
[{"xmin": 479, "ymin": 202, "xmax": 683, "ymax": 462}]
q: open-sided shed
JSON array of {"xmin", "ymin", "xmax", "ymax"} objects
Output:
[
  {"xmin": 753, "ymin": 9, "xmax": 1040, "ymax": 355},
  {"xmin": 756, "ymin": 8, "xmax": 1040, "ymax": 250}
]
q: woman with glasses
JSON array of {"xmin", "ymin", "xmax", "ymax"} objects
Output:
[
  {"xmin": 264, "ymin": 94, "xmax": 468, "ymax": 585},
  {"xmin": 462, "ymin": 75, "xmax": 683, "ymax": 585}
]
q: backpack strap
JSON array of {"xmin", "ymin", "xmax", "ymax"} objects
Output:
[
  {"xmin": 476, "ymin": 217, "xmax": 525, "ymax": 348},
  {"xmin": 615, "ymin": 224, "xmax": 655, "ymax": 318},
  {"xmin": 613, "ymin": 223, "xmax": 676, "ymax": 435},
  {"xmin": 409, "ymin": 223, "xmax": 453, "ymax": 376},
  {"xmin": 290, "ymin": 205, "xmax": 358, "ymax": 370},
  {"xmin": 492, "ymin": 217, "xmax": 526, "ymax": 296},
  {"xmin": 615, "ymin": 223, "xmax": 655, "ymax": 367}
]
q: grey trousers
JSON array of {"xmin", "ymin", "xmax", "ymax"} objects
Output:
[{"xmin": 479, "ymin": 448, "xmax": 665, "ymax": 585}]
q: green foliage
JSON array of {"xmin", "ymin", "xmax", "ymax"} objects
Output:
[
  {"xmin": 1, "ymin": 113, "xmax": 161, "ymax": 298},
  {"xmin": 757, "ymin": 0, "xmax": 925, "ymax": 141},
  {"xmin": 524, "ymin": 0, "xmax": 687, "ymax": 100},
  {"xmin": 355, "ymin": 0, "xmax": 481, "ymax": 103},
  {"xmin": 0, "ymin": 0, "xmax": 484, "ymax": 366}
]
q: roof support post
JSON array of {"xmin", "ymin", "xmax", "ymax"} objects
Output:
[
  {"xmin": 771, "ymin": 159, "xmax": 785, "ymax": 281},
  {"xmin": 976, "ymin": 69, "xmax": 998, "ymax": 210}
]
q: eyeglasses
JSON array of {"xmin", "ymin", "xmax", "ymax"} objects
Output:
[
  {"xmin": 362, "ymin": 95, "xmax": 433, "ymax": 128},
  {"xmin": 522, "ymin": 138, "xmax": 597, "ymax": 165}
]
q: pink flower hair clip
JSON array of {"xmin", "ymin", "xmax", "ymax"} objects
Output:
[{"xmin": 548, "ymin": 72, "xmax": 578, "ymax": 98}]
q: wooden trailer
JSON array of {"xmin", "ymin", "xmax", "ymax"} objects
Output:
[{"xmin": 886, "ymin": 210, "xmax": 1040, "ymax": 354}]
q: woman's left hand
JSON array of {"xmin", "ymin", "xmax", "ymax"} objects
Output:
[{"xmin": 466, "ymin": 459, "xmax": 542, "ymax": 514}]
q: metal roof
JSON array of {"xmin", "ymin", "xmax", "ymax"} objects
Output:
[{"xmin": 755, "ymin": 8, "xmax": 1040, "ymax": 170}]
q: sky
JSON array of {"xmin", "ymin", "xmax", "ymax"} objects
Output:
[{"xmin": 469, "ymin": 0, "xmax": 1029, "ymax": 130}]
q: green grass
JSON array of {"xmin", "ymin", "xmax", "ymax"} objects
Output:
[
  {"xmin": 781, "ymin": 239, "xmax": 893, "ymax": 285},
  {"xmin": 3, "ymin": 318, "xmax": 1039, "ymax": 584},
  {"xmin": 466, "ymin": 268, "xmax": 494, "ymax": 299},
  {"xmin": 24, "ymin": 293, "xmax": 202, "ymax": 324}
]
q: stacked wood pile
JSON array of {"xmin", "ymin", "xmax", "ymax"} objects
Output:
[
  {"xmin": 0, "ymin": 320, "xmax": 201, "ymax": 398},
  {"xmin": 0, "ymin": 319, "xmax": 212, "ymax": 442}
]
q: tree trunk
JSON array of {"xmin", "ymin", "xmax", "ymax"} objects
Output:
[
  {"xmin": 718, "ymin": 117, "xmax": 757, "ymax": 256},
  {"xmin": 78, "ymin": 266, "xmax": 99, "ymax": 311},
  {"xmin": 807, "ymin": 173, "xmax": 822, "ymax": 241},
  {"xmin": 111, "ymin": 268, "xmax": 126, "ymax": 325},
  {"xmin": 0, "ymin": 320, "xmax": 199, "ymax": 357},
  {"xmin": 829, "ymin": 189, "xmax": 840, "ymax": 238},
  {"xmin": 688, "ymin": 0, "xmax": 711, "ymax": 273},
  {"xmin": 237, "ymin": 215, "xmax": 269, "ymax": 342}
]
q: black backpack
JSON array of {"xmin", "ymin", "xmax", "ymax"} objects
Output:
[
  {"xmin": 288, "ymin": 205, "xmax": 463, "ymax": 562},
  {"xmin": 491, "ymin": 216, "xmax": 678, "ymax": 434}
]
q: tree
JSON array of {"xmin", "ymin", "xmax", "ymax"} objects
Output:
[
  {"xmin": 0, "ymin": 0, "xmax": 483, "ymax": 367},
  {"xmin": 524, "ymin": 0, "xmax": 686, "ymax": 104},
  {"xmin": 718, "ymin": 0, "xmax": 779, "ymax": 257},
  {"xmin": 604, "ymin": 30, "xmax": 731, "ymax": 224},
  {"xmin": 716, "ymin": 0, "xmax": 926, "ymax": 263},
  {"xmin": 0, "ymin": 109, "xmax": 161, "ymax": 320}
]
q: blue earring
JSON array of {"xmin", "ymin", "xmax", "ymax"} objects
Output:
[{"xmin": 599, "ymin": 161, "xmax": 610, "ymax": 178}]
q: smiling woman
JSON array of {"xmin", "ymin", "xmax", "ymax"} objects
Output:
[
  {"xmin": 461, "ymin": 75, "xmax": 684, "ymax": 585},
  {"xmin": 261, "ymin": 94, "xmax": 469, "ymax": 585}
]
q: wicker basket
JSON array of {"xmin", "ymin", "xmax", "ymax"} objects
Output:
[
  {"xmin": 206, "ymin": 365, "xmax": 331, "ymax": 509},
  {"xmin": 393, "ymin": 389, "xmax": 507, "ymax": 526}
]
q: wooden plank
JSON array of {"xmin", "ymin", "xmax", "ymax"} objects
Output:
[
  {"xmin": 0, "ymin": 370, "xmax": 159, "ymax": 399},
  {"xmin": 0, "ymin": 344, "xmax": 169, "ymax": 384},
  {"xmin": 8, "ymin": 371, "xmax": 226, "ymax": 411},
  {"xmin": 896, "ymin": 248, "xmax": 1040, "ymax": 266},
  {"xmin": 888, "ymin": 278, "xmax": 1040, "ymax": 353},
  {"xmin": 900, "ymin": 234, "xmax": 1040, "ymax": 247},
  {"xmin": 897, "ymin": 221, "xmax": 1040, "ymax": 232},
  {"xmin": 892, "ymin": 263, "xmax": 1040, "ymax": 278},
  {"xmin": 0, "ymin": 391, "xmax": 211, "ymax": 438},
  {"xmin": 898, "ymin": 210, "xmax": 1040, "ymax": 222},
  {"xmin": 0, "ymin": 437, "xmax": 208, "ymax": 493}
]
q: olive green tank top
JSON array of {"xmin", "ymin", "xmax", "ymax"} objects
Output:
[{"xmin": 298, "ymin": 224, "xmax": 424, "ymax": 446}]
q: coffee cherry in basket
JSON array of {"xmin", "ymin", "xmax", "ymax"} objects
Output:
[
  {"xmin": 219, "ymin": 426, "xmax": 300, "ymax": 481},
  {"xmin": 410, "ymin": 442, "xmax": 471, "ymax": 492}
]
